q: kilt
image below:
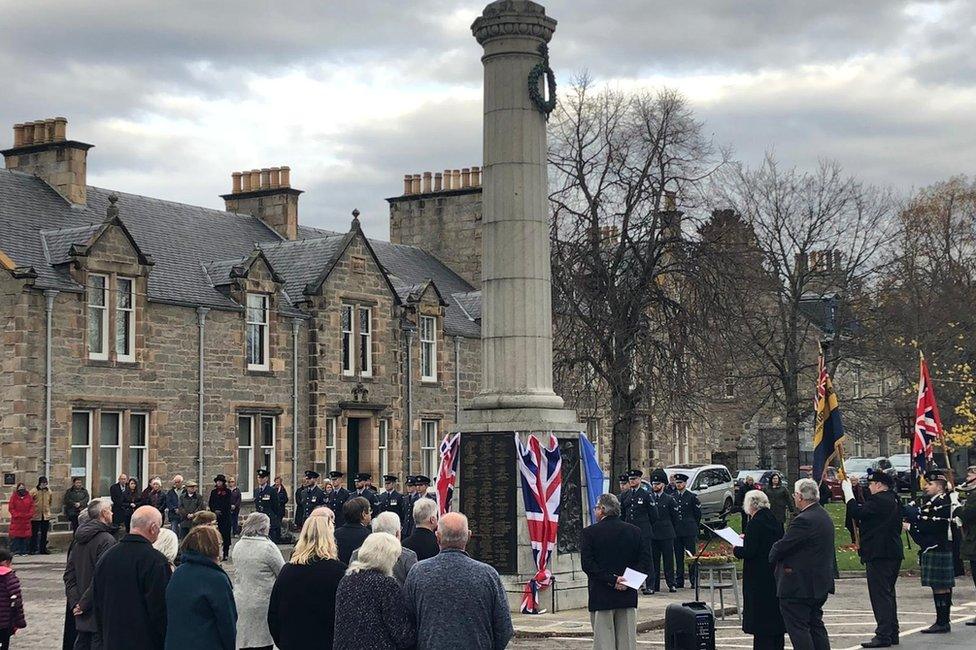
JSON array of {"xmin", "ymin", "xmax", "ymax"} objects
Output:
[{"xmin": 920, "ymin": 549, "xmax": 955, "ymax": 588}]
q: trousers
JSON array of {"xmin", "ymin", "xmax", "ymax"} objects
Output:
[
  {"xmin": 673, "ymin": 534, "xmax": 697, "ymax": 586},
  {"xmin": 865, "ymin": 558, "xmax": 900, "ymax": 641},
  {"xmin": 752, "ymin": 634, "xmax": 785, "ymax": 650},
  {"xmin": 651, "ymin": 538, "xmax": 675, "ymax": 589},
  {"xmin": 30, "ymin": 519, "xmax": 50, "ymax": 554},
  {"xmin": 590, "ymin": 608, "xmax": 636, "ymax": 650},
  {"xmin": 779, "ymin": 597, "xmax": 830, "ymax": 650}
]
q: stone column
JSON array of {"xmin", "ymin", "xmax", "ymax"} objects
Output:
[{"xmin": 470, "ymin": 0, "xmax": 563, "ymax": 411}]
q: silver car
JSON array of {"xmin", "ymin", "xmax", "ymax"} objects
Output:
[{"xmin": 665, "ymin": 464, "xmax": 735, "ymax": 524}]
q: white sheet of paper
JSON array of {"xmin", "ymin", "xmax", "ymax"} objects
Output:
[
  {"xmin": 710, "ymin": 525, "xmax": 744, "ymax": 547},
  {"xmin": 621, "ymin": 567, "xmax": 648, "ymax": 590}
]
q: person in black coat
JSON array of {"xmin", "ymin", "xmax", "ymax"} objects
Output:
[
  {"xmin": 254, "ymin": 469, "xmax": 280, "ymax": 542},
  {"xmin": 844, "ymin": 471, "xmax": 903, "ymax": 647},
  {"xmin": 733, "ymin": 489, "xmax": 786, "ymax": 650},
  {"xmin": 376, "ymin": 474, "xmax": 406, "ymax": 526},
  {"xmin": 352, "ymin": 472, "xmax": 379, "ymax": 517},
  {"xmin": 109, "ymin": 473, "xmax": 128, "ymax": 527},
  {"xmin": 335, "ymin": 496, "xmax": 372, "ymax": 564},
  {"xmin": 769, "ymin": 478, "xmax": 835, "ymax": 650},
  {"xmin": 120, "ymin": 478, "xmax": 143, "ymax": 532},
  {"xmin": 272, "ymin": 476, "xmax": 289, "ymax": 531},
  {"xmin": 621, "ymin": 469, "xmax": 657, "ymax": 594},
  {"xmin": 581, "ymin": 493, "xmax": 651, "ymax": 647},
  {"xmin": 91, "ymin": 506, "xmax": 171, "ymax": 650},
  {"xmin": 906, "ymin": 477, "xmax": 955, "ymax": 634},
  {"xmin": 671, "ymin": 473, "xmax": 702, "ymax": 588},
  {"xmin": 648, "ymin": 469, "xmax": 679, "ymax": 593},
  {"xmin": 208, "ymin": 474, "xmax": 233, "ymax": 560},
  {"xmin": 401, "ymin": 494, "xmax": 440, "ymax": 561}
]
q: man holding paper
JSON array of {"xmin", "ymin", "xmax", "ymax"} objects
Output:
[{"xmin": 581, "ymin": 493, "xmax": 652, "ymax": 650}]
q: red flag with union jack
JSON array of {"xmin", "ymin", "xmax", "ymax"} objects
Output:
[
  {"xmin": 912, "ymin": 354, "xmax": 944, "ymax": 475},
  {"xmin": 515, "ymin": 433, "xmax": 562, "ymax": 615},
  {"xmin": 435, "ymin": 433, "xmax": 461, "ymax": 516}
]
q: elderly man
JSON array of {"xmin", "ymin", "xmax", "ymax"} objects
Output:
[
  {"xmin": 581, "ymin": 493, "xmax": 650, "ymax": 650},
  {"xmin": 844, "ymin": 471, "xmax": 903, "ymax": 647},
  {"xmin": 404, "ymin": 512, "xmax": 513, "ymax": 650},
  {"xmin": 402, "ymin": 497, "xmax": 440, "ymax": 561},
  {"xmin": 64, "ymin": 499, "xmax": 118, "ymax": 650},
  {"xmin": 769, "ymin": 478, "xmax": 835, "ymax": 650},
  {"xmin": 109, "ymin": 473, "xmax": 128, "ymax": 527},
  {"xmin": 92, "ymin": 505, "xmax": 171, "ymax": 650},
  {"xmin": 350, "ymin": 511, "xmax": 418, "ymax": 584},
  {"xmin": 165, "ymin": 475, "xmax": 184, "ymax": 534}
]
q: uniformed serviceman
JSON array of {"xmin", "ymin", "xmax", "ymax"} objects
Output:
[
  {"xmin": 294, "ymin": 473, "xmax": 310, "ymax": 531},
  {"xmin": 377, "ymin": 474, "xmax": 406, "ymax": 525},
  {"xmin": 402, "ymin": 476, "xmax": 418, "ymax": 538},
  {"xmin": 648, "ymin": 468, "xmax": 679, "ymax": 593},
  {"xmin": 254, "ymin": 468, "xmax": 281, "ymax": 542},
  {"xmin": 622, "ymin": 469, "xmax": 658, "ymax": 595},
  {"xmin": 618, "ymin": 473, "xmax": 630, "ymax": 496},
  {"xmin": 670, "ymin": 472, "xmax": 701, "ymax": 588},
  {"xmin": 415, "ymin": 475, "xmax": 436, "ymax": 506},
  {"xmin": 353, "ymin": 472, "xmax": 379, "ymax": 517},
  {"xmin": 301, "ymin": 470, "xmax": 326, "ymax": 521},
  {"xmin": 324, "ymin": 471, "xmax": 348, "ymax": 513}
]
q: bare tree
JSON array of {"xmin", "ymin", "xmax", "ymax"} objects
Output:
[
  {"xmin": 548, "ymin": 77, "xmax": 727, "ymax": 481},
  {"xmin": 706, "ymin": 156, "xmax": 894, "ymax": 483}
]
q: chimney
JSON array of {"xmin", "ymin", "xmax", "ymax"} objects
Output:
[
  {"xmin": 221, "ymin": 165, "xmax": 303, "ymax": 240},
  {"xmin": 2, "ymin": 117, "xmax": 92, "ymax": 206}
]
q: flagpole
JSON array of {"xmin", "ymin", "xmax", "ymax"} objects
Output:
[{"xmin": 922, "ymin": 351, "xmax": 956, "ymax": 490}]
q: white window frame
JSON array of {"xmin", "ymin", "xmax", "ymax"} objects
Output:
[
  {"xmin": 421, "ymin": 419, "xmax": 439, "ymax": 478},
  {"xmin": 420, "ymin": 315, "xmax": 437, "ymax": 382},
  {"xmin": 98, "ymin": 412, "xmax": 122, "ymax": 497},
  {"xmin": 378, "ymin": 419, "xmax": 390, "ymax": 478},
  {"xmin": 128, "ymin": 412, "xmax": 148, "ymax": 485},
  {"xmin": 71, "ymin": 411, "xmax": 93, "ymax": 494},
  {"xmin": 115, "ymin": 276, "xmax": 135, "ymax": 362},
  {"xmin": 854, "ymin": 438, "xmax": 864, "ymax": 457},
  {"xmin": 238, "ymin": 414, "xmax": 275, "ymax": 499},
  {"xmin": 87, "ymin": 273, "xmax": 109, "ymax": 360},
  {"xmin": 238, "ymin": 416, "xmax": 254, "ymax": 498},
  {"xmin": 358, "ymin": 306, "xmax": 372, "ymax": 378},
  {"xmin": 246, "ymin": 293, "xmax": 270, "ymax": 371},
  {"xmin": 853, "ymin": 366, "xmax": 862, "ymax": 399},
  {"xmin": 672, "ymin": 420, "xmax": 690, "ymax": 465},
  {"xmin": 325, "ymin": 417, "xmax": 337, "ymax": 473},
  {"xmin": 341, "ymin": 304, "xmax": 354, "ymax": 376}
]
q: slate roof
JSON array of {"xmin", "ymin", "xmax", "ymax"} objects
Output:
[{"xmin": 0, "ymin": 169, "xmax": 482, "ymax": 336}]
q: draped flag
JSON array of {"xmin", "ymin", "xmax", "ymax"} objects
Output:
[
  {"xmin": 813, "ymin": 354, "xmax": 846, "ymax": 483},
  {"xmin": 515, "ymin": 433, "xmax": 562, "ymax": 615},
  {"xmin": 913, "ymin": 353, "xmax": 944, "ymax": 476},
  {"xmin": 579, "ymin": 432, "xmax": 604, "ymax": 524},
  {"xmin": 436, "ymin": 433, "xmax": 460, "ymax": 516}
]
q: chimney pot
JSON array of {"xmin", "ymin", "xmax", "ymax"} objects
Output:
[
  {"xmin": 280, "ymin": 166, "xmax": 291, "ymax": 187},
  {"xmin": 461, "ymin": 167, "xmax": 471, "ymax": 188},
  {"xmin": 404, "ymin": 174, "xmax": 412, "ymax": 195},
  {"xmin": 471, "ymin": 165, "xmax": 481, "ymax": 186},
  {"xmin": 442, "ymin": 169, "xmax": 451, "ymax": 190},
  {"xmin": 44, "ymin": 119, "xmax": 56, "ymax": 144},
  {"xmin": 260, "ymin": 168, "xmax": 271, "ymax": 190},
  {"xmin": 232, "ymin": 172, "xmax": 243, "ymax": 193},
  {"xmin": 249, "ymin": 169, "xmax": 261, "ymax": 191},
  {"xmin": 422, "ymin": 171, "xmax": 432, "ymax": 193},
  {"xmin": 410, "ymin": 174, "xmax": 421, "ymax": 194},
  {"xmin": 53, "ymin": 117, "xmax": 67, "ymax": 142},
  {"xmin": 434, "ymin": 172, "xmax": 443, "ymax": 192},
  {"xmin": 240, "ymin": 170, "xmax": 251, "ymax": 192},
  {"xmin": 452, "ymin": 169, "xmax": 461, "ymax": 188},
  {"xmin": 269, "ymin": 167, "xmax": 281, "ymax": 188},
  {"xmin": 12, "ymin": 124, "xmax": 25, "ymax": 147},
  {"xmin": 33, "ymin": 121, "xmax": 47, "ymax": 144}
]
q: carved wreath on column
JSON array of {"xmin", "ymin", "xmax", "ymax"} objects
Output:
[{"xmin": 528, "ymin": 43, "xmax": 557, "ymax": 119}]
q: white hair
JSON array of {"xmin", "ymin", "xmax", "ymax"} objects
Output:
[
  {"xmin": 86, "ymin": 497, "xmax": 112, "ymax": 521},
  {"xmin": 346, "ymin": 532, "xmax": 400, "ymax": 576},
  {"xmin": 151, "ymin": 477, "xmax": 162, "ymax": 487},
  {"xmin": 153, "ymin": 527, "xmax": 179, "ymax": 563},
  {"xmin": 794, "ymin": 478, "xmax": 820, "ymax": 503},
  {"xmin": 743, "ymin": 489, "xmax": 770, "ymax": 515},
  {"xmin": 371, "ymin": 511, "xmax": 401, "ymax": 536},
  {"xmin": 241, "ymin": 512, "xmax": 271, "ymax": 537},
  {"xmin": 412, "ymin": 498, "xmax": 439, "ymax": 527}
]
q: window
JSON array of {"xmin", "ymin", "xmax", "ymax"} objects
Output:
[
  {"xmin": 420, "ymin": 315, "xmax": 437, "ymax": 381},
  {"xmin": 378, "ymin": 419, "xmax": 390, "ymax": 478},
  {"xmin": 853, "ymin": 366, "xmax": 862, "ymax": 399},
  {"xmin": 246, "ymin": 293, "xmax": 269, "ymax": 370},
  {"xmin": 98, "ymin": 412, "xmax": 121, "ymax": 497},
  {"xmin": 116, "ymin": 277, "xmax": 135, "ymax": 361},
  {"xmin": 238, "ymin": 414, "xmax": 275, "ymax": 498},
  {"xmin": 421, "ymin": 420, "xmax": 439, "ymax": 477},
  {"xmin": 325, "ymin": 417, "xmax": 337, "ymax": 472},
  {"xmin": 87, "ymin": 274, "xmax": 108, "ymax": 360},
  {"xmin": 854, "ymin": 439, "xmax": 864, "ymax": 456},
  {"xmin": 341, "ymin": 305, "xmax": 354, "ymax": 376},
  {"xmin": 359, "ymin": 306, "xmax": 372, "ymax": 377},
  {"xmin": 71, "ymin": 411, "xmax": 93, "ymax": 493},
  {"xmin": 672, "ymin": 420, "xmax": 690, "ymax": 464},
  {"xmin": 724, "ymin": 366, "xmax": 735, "ymax": 398},
  {"xmin": 128, "ymin": 413, "xmax": 148, "ymax": 484}
]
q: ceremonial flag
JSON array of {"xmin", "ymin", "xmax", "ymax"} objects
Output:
[
  {"xmin": 579, "ymin": 432, "xmax": 604, "ymax": 524},
  {"xmin": 813, "ymin": 354, "xmax": 846, "ymax": 483},
  {"xmin": 912, "ymin": 353, "xmax": 944, "ymax": 475},
  {"xmin": 435, "ymin": 432, "xmax": 460, "ymax": 516},
  {"xmin": 515, "ymin": 433, "xmax": 562, "ymax": 615}
]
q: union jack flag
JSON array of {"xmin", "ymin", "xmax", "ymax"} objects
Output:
[
  {"xmin": 515, "ymin": 433, "xmax": 562, "ymax": 615},
  {"xmin": 435, "ymin": 433, "xmax": 461, "ymax": 516},
  {"xmin": 913, "ymin": 354, "xmax": 944, "ymax": 475}
]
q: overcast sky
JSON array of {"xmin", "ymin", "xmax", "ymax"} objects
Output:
[{"xmin": 2, "ymin": 1, "xmax": 973, "ymax": 238}]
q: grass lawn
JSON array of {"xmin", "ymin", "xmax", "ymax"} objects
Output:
[{"xmin": 706, "ymin": 502, "xmax": 919, "ymax": 572}]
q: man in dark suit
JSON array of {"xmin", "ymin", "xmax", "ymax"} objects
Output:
[
  {"xmin": 335, "ymin": 496, "xmax": 372, "ymax": 564},
  {"xmin": 769, "ymin": 477, "xmax": 835, "ymax": 650},
  {"xmin": 376, "ymin": 474, "xmax": 406, "ymax": 525},
  {"xmin": 581, "ymin": 492, "xmax": 651, "ymax": 648},
  {"xmin": 402, "ymin": 493, "xmax": 440, "ymax": 561},
  {"xmin": 648, "ymin": 468, "xmax": 679, "ymax": 593},
  {"xmin": 254, "ymin": 468, "xmax": 280, "ymax": 542},
  {"xmin": 622, "ymin": 469, "xmax": 657, "ymax": 594},
  {"xmin": 108, "ymin": 473, "xmax": 128, "ymax": 528},
  {"xmin": 671, "ymin": 472, "xmax": 702, "ymax": 588},
  {"xmin": 844, "ymin": 471, "xmax": 903, "ymax": 647}
]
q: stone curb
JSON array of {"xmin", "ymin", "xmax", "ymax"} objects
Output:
[{"xmin": 513, "ymin": 606, "xmax": 739, "ymax": 638}]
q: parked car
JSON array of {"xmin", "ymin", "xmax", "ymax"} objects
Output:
[
  {"xmin": 799, "ymin": 464, "xmax": 843, "ymax": 501},
  {"xmin": 887, "ymin": 453, "xmax": 912, "ymax": 491},
  {"xmin": 734, "ymin": 469, "xmax": 783, "ymax": 490},
  {"xmin": 843, "ymin": 457, "xmax": 896, "ymax": 487},
  {"xmin": 664, "ymin": 464, "xmax": 735, "ymax": 524}
]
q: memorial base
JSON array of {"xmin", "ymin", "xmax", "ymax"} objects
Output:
[{"xmin": 455, "ymin": 406, "xmax": 590, "ymax": 613}]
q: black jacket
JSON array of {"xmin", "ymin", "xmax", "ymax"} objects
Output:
[
  {"xmin": 268, "ymin": 558, "xmax": 346, "ymax": 650},
  {"xmin": 769, "ymin": 503, "xmax": 835, "ymax": 599},
  {"xmin": 847, "ymin": 489, "xmax": 904, "ymax": 562},
  {"xmin": 402, "ymin": 527, "xmax": 440, "ymax": 562},
  {"xmin": 909, "ymin": 492, "xmax": 952, "ymax": 551},
  {"xmin": 377, "ymin": 489, "xmax": 406, "ymax": 524},
  {"xmin": 335, "ymin": 523, "xmax": 371, "ymax": 564},
  {"xmin": 622, "ymin": 486, "xmax": 657, "ymax": 537},
  {"xmin": 733, "ymin": 508, "xmax": 786, "ymax": 636},
  {"xmin": 671, "ymin": 489, "xmax": 702, "ymax": 537},
  {"xmin": 301, "ymin": 485, "xmax": 326, "ymax": 519},
  {"xmin": 109, "ymin": 482, "xmax": 126, "ymax": 525},
  {"xmin": 209, "ymin": 487, "xmax": 232, "ymax": 521},
  {"xmin": 63, "ymin": 519, "xmax": 118, "ymax": 632},
  {"xmin": 580, "ymin": 515, "xmax": 651, "ymax": 612},
  {"xmin": 648, "ymin": 490, "xmax": 678, "ymax": 540},
  {"xmin": 92, "ymin": 534, "xmax": 171, "ymax": 650},
  {"xmin": 254, "ymin": 484, "xmax": 279, "ymax": 519}
]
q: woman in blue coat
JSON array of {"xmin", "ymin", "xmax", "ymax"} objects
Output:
[{"xmin": 165, "ymin": 525, "xmax": 237, "ymax": 650}]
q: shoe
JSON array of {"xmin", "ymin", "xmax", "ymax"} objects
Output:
[
  {"xmin": 919, "ymin": 623, "xmax": 950, "ymax": 634},
  {"xmin": 640, "ymin": 588, "xmax": 653, "ymax": 595},
  {"xmin": 860, "ymin": 638, "xmax": 891, "ymax": 648},
  {"xmin": 668, "ymin": 586, "xmax": 677, "ymax": 593},
  {"xmin": 966, "ymin": 619, "xmax": 976, "ymax": 626}
]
